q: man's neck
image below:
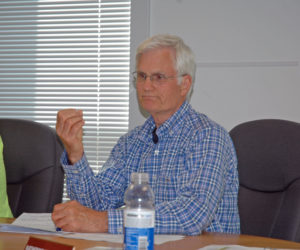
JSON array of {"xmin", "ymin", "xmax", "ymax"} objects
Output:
[{"xmin": 152, "ymin": 101, "xmax": 186, "ymax": 128}]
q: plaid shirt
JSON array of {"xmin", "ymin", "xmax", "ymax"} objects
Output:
[{"xmin": 62, "ymin": 101, "xmax": 240, "ymax": 235}]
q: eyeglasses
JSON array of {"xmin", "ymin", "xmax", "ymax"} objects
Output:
[{"xmin": 132, "ymin": 71, "xmax": 186, "ymax": 86}]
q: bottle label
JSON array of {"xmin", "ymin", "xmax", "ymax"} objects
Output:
[{"xmin": 124, "ymin": 209, "xmax": 155, "ymax": 250}]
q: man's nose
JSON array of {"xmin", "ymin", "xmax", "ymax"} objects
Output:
[{"xmin": 143, "ymin": 76, "xmax": 154, "ymax": 89}]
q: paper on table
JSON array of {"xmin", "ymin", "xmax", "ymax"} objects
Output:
[
  {"xmin": 0, "ymin": 213, "xmax": 65, "ymax": 235},
  {"xmin": 12, "ymin": 212, "xmax": 57, "ymax": 232},
  {"xmin": 0, "ymin": 223, "xmax": 60, "ymax": 235},
  {"xmin": 3, "ymin": 213, "xmax": 184, "ymax": 245}
]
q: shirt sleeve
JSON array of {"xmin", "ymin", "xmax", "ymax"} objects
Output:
[
  {"xmin": 154, "ymin": 126, "xmax": 238, "ymax": 235},
  {"xmin": 107, "ymin": 208, "xmax": 124, "ymax": 234},
  {"xmin": 62, "ymin": 151, "xmax": 106, "ymax": 208},
  {"xmin": 61, "ymin": 136, "xmax": 130, "ymax": 233}
]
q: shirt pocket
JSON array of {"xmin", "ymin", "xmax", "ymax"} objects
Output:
[
  {"xmin": 153, "ymin": 165, "xmax": 200, "ymax": 204},
  {"xmin": 154, "ymin": 174, "xmax": 180, "ymax": 202}
]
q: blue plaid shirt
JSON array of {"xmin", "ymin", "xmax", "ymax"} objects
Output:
[{"xmin": 62, "ymin": 101, "xmax": 240, "ymax": 235}]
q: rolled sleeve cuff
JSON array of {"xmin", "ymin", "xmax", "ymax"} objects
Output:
[
  {"xmin": 108, "ymin": 209, "xmax": 123, "ymax": 234},
  {"xmin": 61, "ymin": 150, "xmax": 92, "ymax": 175}
]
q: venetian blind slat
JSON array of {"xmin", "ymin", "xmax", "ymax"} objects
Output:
[{"xmin": 0, "ymin": 0, "xmax": 131, "ymax": 201}]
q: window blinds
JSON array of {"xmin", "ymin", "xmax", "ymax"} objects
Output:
[{"xmin": 0, "ymin": 0, "xmax": 131, "ymax": 196}]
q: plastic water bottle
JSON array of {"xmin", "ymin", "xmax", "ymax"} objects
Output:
[{"xmin": 123, "ymin": 172, "xmax": 155, "ymax": 250}]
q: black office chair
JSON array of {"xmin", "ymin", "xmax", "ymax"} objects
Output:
[
  {"xmin": 0, "ymin": 118, "xmax": 64, "ymax": 217},
  {"xmin": 230, "ymin": 119, "xmax": 300, "ymax": 242}
]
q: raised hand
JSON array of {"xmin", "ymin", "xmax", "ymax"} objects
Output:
[{"xmin": 56, "ymin": 109, "xmax": 85, "ymax": 164}]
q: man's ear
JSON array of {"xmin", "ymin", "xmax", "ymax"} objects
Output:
[{"xmin": 180, "ymin": 74, "xmax": 192, "ymax": 97}]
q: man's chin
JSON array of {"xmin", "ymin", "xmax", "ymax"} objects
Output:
[{"xmin": 140, "ymin": 103, "xmax": 157, "ymax": 114}]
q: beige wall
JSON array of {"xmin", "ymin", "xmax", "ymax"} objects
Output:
[{"xmin": 129, "ymin": 0, "xmax": 300, "ymax": 131}]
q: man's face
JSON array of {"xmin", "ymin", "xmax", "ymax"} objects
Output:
[{"xmin": 136, "ymin": 48, "xmax": 190, "ymax": 123}]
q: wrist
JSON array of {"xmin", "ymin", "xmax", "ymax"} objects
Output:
[
  {"xmin": 67, "ymin": 151, "xmax": 83, "ymax": 165},
  {"xmin": 100, "ymin": 211, "xmax": 109, "ymax": 232}
]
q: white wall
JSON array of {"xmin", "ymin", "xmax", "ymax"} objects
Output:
[{"xmin": 129, "ymin": 0, "xmax": 300, "ymax": 131}]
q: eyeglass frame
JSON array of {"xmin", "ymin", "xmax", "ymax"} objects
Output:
[{"xmin": 132, "ymin": 71, "xmax": 187, "ymax": 86}]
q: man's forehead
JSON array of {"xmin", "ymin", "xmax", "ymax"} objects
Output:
[
  {"xmin": 140, "ymin": 46, "xmax": 175, "ymax": 57},
  {"xmin": 137, "ymin": 48, "xmax": 176, "ymax": 72}
]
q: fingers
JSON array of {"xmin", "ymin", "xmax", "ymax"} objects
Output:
[
  {"xmin": 52, "ymin": 203, "xmax": 66, "ymax": 224},
  {"xmin": 52, "ymin": 203, "xmax": 66, "ymax": 229},
  {"xmin": 51, "ymin": 201, "xmax": 108, "ymax": 233},
  {"xmin": 52, "ymin": 201, "xmax": 80, "ymax": 232},
  {"xmin": 56, "ymin": 109, "xmax": 84, "ymax": 138},
  {"xmin": 56, "ymin": 109, "xmax": 85, "ymax": 164}
]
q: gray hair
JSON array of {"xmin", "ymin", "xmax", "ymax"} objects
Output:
[{"xmin": 136, "ymin": 34, "xmax": 196, "ymax": 98}]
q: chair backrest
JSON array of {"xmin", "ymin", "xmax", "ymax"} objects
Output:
[
  {"xmin": 0, "ymin": 118, "xmax": 64, "ymax": 217},
  {"xmin": 230, "ymin": 119, "xmax": 300, "ymax": 242}
]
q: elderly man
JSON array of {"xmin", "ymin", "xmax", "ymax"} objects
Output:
[{"xmin": 52, "ymin": 34, "xmax": 240, "ymax": 235}]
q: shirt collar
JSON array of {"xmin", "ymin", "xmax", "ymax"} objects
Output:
[{"xmin": 138, "ymin": 101, "xmax": 191, "ymax": 144}]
